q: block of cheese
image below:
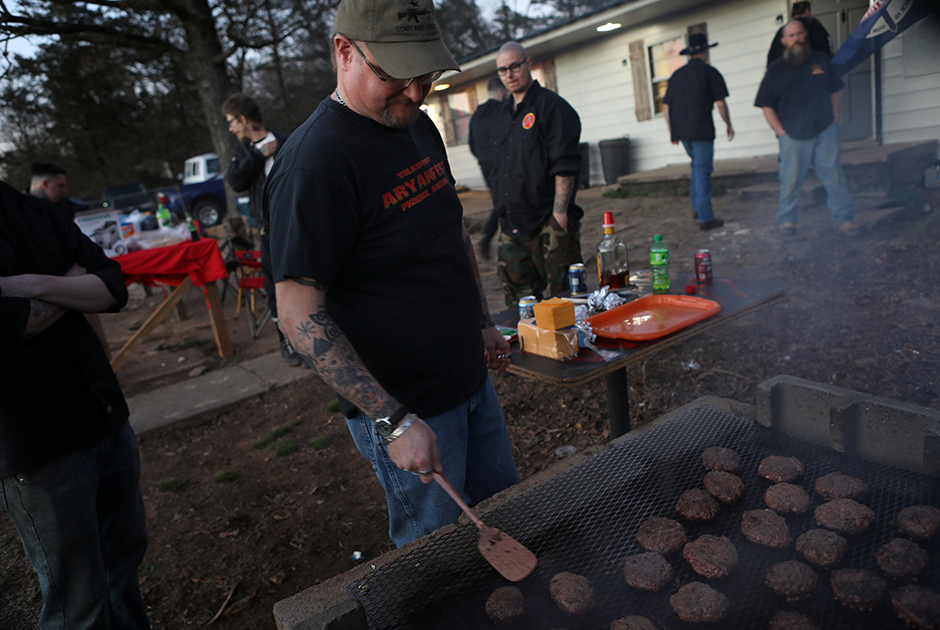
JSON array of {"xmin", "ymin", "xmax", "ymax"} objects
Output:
[
  {"xmin": 518, "ymin": 318, "xmax": 579, "ymax": 361},
  {"xmin": 533, "ymin": 297, "xmax": 576, "ymax": 330}
]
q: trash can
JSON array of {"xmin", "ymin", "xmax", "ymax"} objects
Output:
[
  {"xmin": 579, "ymin": 142, "xmax": 590, "ymax": 189},
  {"xmin": 599, "ymin": 137, "xmax": 631, "ymax": 185}
]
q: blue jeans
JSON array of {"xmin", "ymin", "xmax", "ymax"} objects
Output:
[
  {"xmin": 777, "ymin": 122, "xmax": 854, "ymax": 226},
  {"xmin": 681, "ymin": 141, "xmax": 715, "ymax": 223},
  {"xmin": 346, "ymin": 375, "xmax": 519, "ymax": 547},
  {"xmin": 0, "ymin": 423, "xmax": 150, "ymax": 629}
]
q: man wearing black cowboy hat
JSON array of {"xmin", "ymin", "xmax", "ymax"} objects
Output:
[{"xmin": 663, "ymin": 32, "xmax": 733, "ymax": 231}]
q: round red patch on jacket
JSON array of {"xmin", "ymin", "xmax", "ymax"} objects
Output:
[{"xmin": 522, "ymin": 113, "xmax": 535, "ymax": 129}]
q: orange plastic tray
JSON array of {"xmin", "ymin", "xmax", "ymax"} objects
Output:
[{"xmin": 586, "ymin": 295, "xmax": 721, "ymax": 341}]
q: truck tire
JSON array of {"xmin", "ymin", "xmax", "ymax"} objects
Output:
[{"xmin": 192, "ymin": 198, "xmax": 223, "ymax": 228}]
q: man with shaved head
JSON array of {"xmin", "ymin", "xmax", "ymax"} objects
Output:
[
  {"xmin": 489, "ymin": 41, "xmax": 584, "ymax": 306},
  {"xmin": 755, "ymin": 19, "xmax": 858, "ymax": 237}
]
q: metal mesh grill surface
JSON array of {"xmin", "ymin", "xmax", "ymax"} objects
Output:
[{"xmin": 348, "ymin": 405, "xmax": 939, "ymax": 629}]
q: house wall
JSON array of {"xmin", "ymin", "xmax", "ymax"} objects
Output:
[{"xmin": 880, "ymin": 28, "xmax": 940, "ymax": 154}]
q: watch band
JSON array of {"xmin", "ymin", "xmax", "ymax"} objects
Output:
[{"xmin": 383, "ymin": 414, "xmax": 417, "ymax": 445}]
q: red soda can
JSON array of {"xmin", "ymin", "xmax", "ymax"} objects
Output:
[{"xmin": 694, "ymin": 250, "xmax": 713, "ymax": 285}]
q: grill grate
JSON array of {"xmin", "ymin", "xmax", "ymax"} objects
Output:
[{"xmin": 348, "ymin": 405, "xmax": 939, "ymax": 629}]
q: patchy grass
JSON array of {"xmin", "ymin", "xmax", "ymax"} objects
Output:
[
  {"xmin": 273, "ymin": 439, "xmax": 299, "ymax": 457},
  {"xmin": 252, "ymin": 424, "xmax": 295, "ymax": 450},
  {"xmin": 603, "ymin": 187, "xmax": 649, "ymax": 199},
  {"xmin": 326, "ymin": 399, "xmax": 342, "ymax": 413},
  {"xmin": 211, "ymin": 470, "xmax": 238, "ymax": 483},
  {"xmin": 155, "ymin": 477, "xmax": 188, "ymax": 492},
  {"xmin": 308, "ymin": 436, "xmax": 331, "ymax": 450}
]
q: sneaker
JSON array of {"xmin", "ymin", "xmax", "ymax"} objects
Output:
[
  {"xmin": 779, "ymin": 222, "xmax": 796, "ymax": 236},
  {"xmin": 280, "ymin": 336, "xmax": 305, "ymax": 367},
  {"xmin": 700, "ymin": 218, "xmax": 724, "ymax": 231},
  {"xmin": 836, "ymin": 221, "xmax": 861, "ymax": 237}
]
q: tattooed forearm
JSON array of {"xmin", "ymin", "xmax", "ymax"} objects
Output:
[
  {"xmin": 553, "ymin": 174, "xmax": 576, "ymax": 216},
  {"xmin": 21, "ymin": 298, "xmax": 66, "ymax": 341}
]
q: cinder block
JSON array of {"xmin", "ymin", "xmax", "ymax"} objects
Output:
[{"xmin": 757, "ymin": 375, "xmax": 940, "ymax": 476}]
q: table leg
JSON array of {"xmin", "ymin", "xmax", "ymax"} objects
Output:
[
  {"xmin": 606, "ymin": 367, "xmax": 630, "ymax": 439},
  {"xmin": 111, "ymin": 277, "xmax": 194, "ymax": 372},
  {"xmin": 204, "ymin": 281, "xmax": 233, "ymax": 358}
]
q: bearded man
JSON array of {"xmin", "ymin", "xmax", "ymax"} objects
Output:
[{"xmin": 755, "ymin": 19, "xmax": 858, "ymax": 237}]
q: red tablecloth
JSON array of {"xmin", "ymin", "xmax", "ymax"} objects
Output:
[{"xmin": 114, "ymin": 238, "xmax": 228, "ymax": 288}]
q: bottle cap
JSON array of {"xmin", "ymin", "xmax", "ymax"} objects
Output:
[
  {"xmin": 654, "ymin": 234, "xmax": 663, "ymax": 242},
  {"xmin": 685, "ymin": 284, "xmax": 696, "ymax": 295},
  {"xmin": 602, "ymin": 211, "xmax": 615, "ymax": 229}
]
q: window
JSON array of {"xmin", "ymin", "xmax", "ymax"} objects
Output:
[
  {"xmin": 447, "ymin": 91, "xmax": 473, "ymax": 146},
  {"xmin": 648, "ymin": 36, "xmax": 686, "ymax": 115}
]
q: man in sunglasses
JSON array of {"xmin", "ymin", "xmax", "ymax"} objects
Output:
[
  {"xmin": 489, "ymin": 41, "xmax": 584, "ymax": 307},
  {"xmin": 263, "ymin": 0, "xmax": 519, "ymax": 547}
]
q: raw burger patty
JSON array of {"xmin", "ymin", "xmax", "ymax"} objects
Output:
[
  {"xmin": 815, "ymin": 498, "xmax": 876, "ymax": 535},
  {"xmin": 758, "ymin": 455, "xmax": 805, "ymax": 483},
  {"xmin": 623, "ymin": 551, "xmax": 673, "ymax": 592},
  {"xmin": 702, "ymin": 446, "xmax": 741, "ymax": 473},
  {"xmin": 635, "ymin": 516, "xmax": 686, "ymax": 554},
  {"xmin": 831, "ymin": 568, "xmax": 886, "ymax": 610},
  {"xmin": 764, "ymin": 559, "xmax": 818, "ymax": 601},
  {"xmin": 815, "ymin": 472, "xmax": 871, "ymax": 501},
  {"xmin": 676, "ymin": 488, "xmax": 720, "ymax": 521},
  {"xmin": 683, "ymin": 534, "xmax": 738, "ymax": 579},
  {"xmin": 768, "ymin": 610, "xmax": 821, "ymax": 630},
  {"xmin": 609, "ymin": 615, "xmax": 657, "ymax": 630},
  {"xmin": 704, "ymin": 471, "xmax": 745, "ymax": 504},
  {"xmin": 549, "ymin": 571, "xmax": 594, "ymax": 615},
  {"xmin": 897, "ymin": 505, "xmax": 940, "ymax": 541},
  {"xmin": 485, "ymin": 586, "xmax": 524, "ymax": 624},
  {"xmin": 765, "ymin": 482, "xmax": 811, "ymax": 514},
  {"xmin": 796, "ymin": 528, "xmax": 849, "ymax": 568},
  {"xmin": 741, "ymin": 509, "xmax": 791, "ymax": 548},
  {"xmin": 670, "ymin": 582, "xmax": 729, "ymax": 623},
  {"xmin": 891, "ymin": 585, "xmax": 940, "ymax": 630},
  {"xmin": 874, "ymin": 537, "xmax": 930, "ymax": 579}
]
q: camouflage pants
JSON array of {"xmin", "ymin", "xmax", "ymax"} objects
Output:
[{"xmin": 497, "ymin": 215, "xmax": 582, "ymax": 308}]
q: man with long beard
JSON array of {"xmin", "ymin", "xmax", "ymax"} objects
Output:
[
  {"xmin": 755, "ymin": 19, "xmax": 858, "ymax": 237},
  {"xmin": 263, "ymin": 0, "xmax": 519, "ymax": 547}
]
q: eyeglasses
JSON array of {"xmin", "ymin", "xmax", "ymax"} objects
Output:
[
  {"xmin": 496, "ymin": 60, "xmax": 527, "ymax": 75},
  {"xmin": 349, "ymin": 40, "xmax": 444, "ymax": 90}
]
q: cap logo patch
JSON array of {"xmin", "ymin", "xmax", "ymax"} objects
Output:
[
  {"xmin": 522, "ymin": 113, "xmax": 535, "ymax": 129},
  {"xmin": 399, "ymin": 1, "xmax": 430, "ymax": 23}
]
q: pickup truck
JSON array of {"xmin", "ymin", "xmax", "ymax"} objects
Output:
[{"xmin": 158, "ymin": 153, "xmax": 248, "ymax": 228}]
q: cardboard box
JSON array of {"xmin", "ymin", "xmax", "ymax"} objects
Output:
[
  {"xmin": 518, "ymin": 318, "xmax": 579, "ymax": 361},
  {"xmin": 533, "ymin": 297, "xmax": 576, "ymax": 330},
  {"xmin": 75, "ymin": 208, "xmax": 128, "ymax": 257}
]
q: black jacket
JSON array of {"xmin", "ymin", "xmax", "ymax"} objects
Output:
[{"xmin": 226, "ymin": 131, "xmax": 287, "ymax": 225}]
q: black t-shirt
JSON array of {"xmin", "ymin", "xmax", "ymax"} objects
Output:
[
  {"xmin": 1, "ymin": 181, "xmax": 129, "ymax": 478},
  {"xmin": 663, "ymin": 58, "xmax": 729, "ymax": 143},
  {"xmin": 489, "ymin": 81, "xmax": 583, "ymax": 238},
  {"xmin": 468, "ymin": 98, "xmax": 503, "ymax": 190},
  {"xmin": 755, "ymin": 51, "xmax": 844, "ymax": 140},
  {"xmin": 263, "ymin": 99, "xmax": 487, "ymax": 419}
]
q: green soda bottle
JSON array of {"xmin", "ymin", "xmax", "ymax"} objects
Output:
[
  {"xmin": 650, "ymin": 234, "xmax": 670, "ymax": 294},
  {"xmin": 156, "ymin": 203, "xmax": 173, "ymax": 230}
]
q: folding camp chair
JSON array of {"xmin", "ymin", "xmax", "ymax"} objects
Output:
[{"xmin": 234, "ymin": 249, "xmax": 271, "ymax": 338}]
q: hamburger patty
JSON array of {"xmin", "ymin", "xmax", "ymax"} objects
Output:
[
  {"xmin": 768, "ymin": 610, "xmax": 821, "ymax": 630},
  {"xmin": 795, "ymin": 528, "xmax": 849, "ymax": 568},
  {"xmin": 609, "ymin": 616, "xmax": 657, "ymax": 630},
  {"xmin": 831, "ymin": 568, "xmax": 886, "ymax": 610},
  {"xmin": 683, "ymin": 534, "xmax": 738, "ymax": 579},
  {"xmin": 815, "ymin": 498, "xmax": 876, "ymax": 535},
  {"xmin": 896, "ymin": 505, "xmax": 940, "ymax": 541},
  {"xmin": 891, "ymin": 585, "xmax": 940, "ymax": 630},
  {"xmin": 676, "ymin": 488, "xmax": 720, "ymax": 521},
  {"xmin": 741, "ymin": 509, "xmax": 791, "ymax": 548},
  {"xmin": 623, "ymin": 551, "xmax": 673, "ymax": 592},
  {"xmin": 549, "ymin": 571, "xmax": 594, "ymax": 615},
  {"xmin": 669, "ymin": 582, "xmax": 729, "ymax": 623},
  {"xmin": 874, "ymin": 537, "xmax": 930, "ymax": 579},
  {"xmin": 758, "ymin": 455, "xmax": 805, "ymax": 483},
  {"xmin": 702, "ymin": 446, "xmax": 741, "ymax": 473},
  {"xmin": 815, "ymin": 472, "xmax": 871, "ymax": 502},
  {"xmin": 485, "ymin": 586, "xmax": 524, "ymax": 624},
  {"xmin": 764, "ymin": 559, "xmax": 819, "ymax": 601},
  {"xmin": 704, "ymin": 471, "xmax": 745, "ymax": 504},
  {"xmin": 635, "ymin": 516, "xmax": 686, "ymax": 555},
  {"xmin": 764, "ymin": 482, "xmax": 811, "ymax": 515}
]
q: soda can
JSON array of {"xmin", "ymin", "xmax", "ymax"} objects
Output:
[
  {"xmin": 694, "ymin": 250, "xmax": 713, "ymax": 285},
  {"xmin": 518, "ymin": 295, "xmax": 537, "ymax": 321},
  {"xmin": 568, "ymin": 263, "xmax": 588, "ymax": 296}
]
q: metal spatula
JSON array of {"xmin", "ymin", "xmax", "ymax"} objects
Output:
[{"xmin": 432, "ymin": 472, "xmax": 537, "ymax": 582}]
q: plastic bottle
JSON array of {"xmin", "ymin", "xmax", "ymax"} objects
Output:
[
  {"xmin": 650, "ymin": 234, "xmax": 670, "ymax": 294},
  {"xmin": 596, "ymin": 211, "xmax": 629, "ymax": 290},
  {"xmin": 156, "ymin": 203, "xmax": 174, "ymax": 230}
]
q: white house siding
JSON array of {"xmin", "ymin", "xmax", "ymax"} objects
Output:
[{"xmin": 880, "ymin": 35, "xmax": 940, "ymax": 153}]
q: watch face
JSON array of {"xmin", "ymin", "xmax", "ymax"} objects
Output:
[{"xmin": 374, "ymin": 418, "xmax": 394, "ymax": 437}]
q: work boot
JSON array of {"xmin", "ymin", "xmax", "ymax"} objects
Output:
[
  {"xmin": 836, "ymin": 221, "xmax": 861, "ymax": 237},
  {"xmin": 700, "ymin": 218, "xmax": 724, "ymax": 231},
  {"xmin": 279, "ymin": 333, "xmax": 304, "ymax": 367}
]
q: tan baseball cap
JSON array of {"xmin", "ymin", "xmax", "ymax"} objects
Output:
[{"xmin": 334, "ymin": 0, "xmax": 460, "ymax": 79}]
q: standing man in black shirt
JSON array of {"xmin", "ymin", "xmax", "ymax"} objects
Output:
[
  {"xmin": 766, "ymin": 1, "xmax": 832, "ymax": 67},
  {"xmin": 663, "ymin": 33, "xmax": 733, "ymax": 231},
  {"xmin": 468, "ymin": 77, "xmax": 509, "ymax": 258},
  {"xmin": 28, "ymin": 162, "xmax": 87, "ymax": 220},
  {"xmin": 222, "ymin": 93, "xmax": 301, "ymax": 366},
  {"xmin": 1, "ymin": 181, "xmax": 150, "ymax": 629},
  {"xmin": 489, "ymin": 41, "xmax": 583, "ymax": 307}
]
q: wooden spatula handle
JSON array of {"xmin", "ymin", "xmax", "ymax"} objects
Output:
[{"xmin": 432, "ymin": 472, "xmax": 484, "ymax": 528}]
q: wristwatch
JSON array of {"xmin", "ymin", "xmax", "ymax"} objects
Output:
[{"xmin": 373, "ymin": 406, "xmax": 410, "ymax": 443}]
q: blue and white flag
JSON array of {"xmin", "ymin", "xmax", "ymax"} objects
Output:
[{"xmin": 832, "ymin": 0, "xmax": 939, "ymax": 76}]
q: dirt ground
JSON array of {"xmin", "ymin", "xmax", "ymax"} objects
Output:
[{"xmin": 1, "ymin": 182, "xmax": 939, "ymax": 629}]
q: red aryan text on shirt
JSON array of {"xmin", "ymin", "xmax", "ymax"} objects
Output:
[{"xmin": 383, "ymin": 157, "xmax": 449, "ymax": 211}]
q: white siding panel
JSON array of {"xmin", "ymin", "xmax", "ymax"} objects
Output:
[{"xmin": 880, "ymin": 36, "xmax": 940, "ymax": 148}]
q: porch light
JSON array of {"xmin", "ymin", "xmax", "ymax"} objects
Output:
[{"xmin": 597, "ymin": 22, "xmax": 621, "ymax": 32}]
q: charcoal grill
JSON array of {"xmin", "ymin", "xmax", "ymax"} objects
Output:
[{"xmin": 346, "ymin": 405, "xmax": 939, "ymax": 630}]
